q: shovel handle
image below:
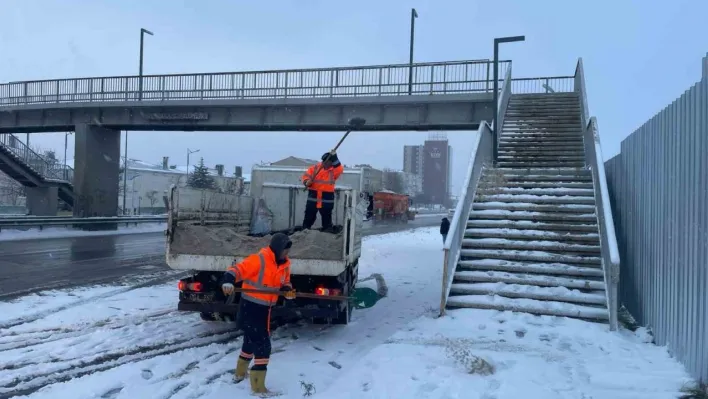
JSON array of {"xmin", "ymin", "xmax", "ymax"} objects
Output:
[{"xmin": 232, "ymin": 287, "xmax": 352, "ymax": 302}]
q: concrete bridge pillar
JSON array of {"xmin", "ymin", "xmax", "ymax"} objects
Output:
[
  {"xmin": 73, "ymin": 124, "xmax": 120, "ymax": 219},
  {"xmin": 26, "ymin": 186, "xmax": 58, "ymax": 216}
]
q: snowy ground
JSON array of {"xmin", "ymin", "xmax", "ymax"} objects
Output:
[
  {"xmin": 0, "ymin": 223, "xmax": 166, "ymax": 242},
  {"xmin": 0, "ymin": 227, "xmax": 692, "ymax": 399}
]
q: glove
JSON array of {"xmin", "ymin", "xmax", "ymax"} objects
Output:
[
  {"xmin": 221, "ymin": 283, "xmax": 235, "ymax": 296},
  {"xmin": 280, "ymin": 285, "xmax": 296, "ymax": 300},
  {"xmin": 303, "ymin": 179, "xmax": 312, "ymax": 187}
]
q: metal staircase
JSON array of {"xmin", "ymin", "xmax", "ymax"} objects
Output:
[
  {"xmin": 0, "ymin": 134, "xmax": 74, "ymax": 207},
  {"xmin": 445, "ymin": 93, "xmax": 610, "ymax": 322}
]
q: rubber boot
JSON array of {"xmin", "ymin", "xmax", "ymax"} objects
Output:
[
  {"xmin": 249, "ymin": 369, "xmax": 270, "ymax": 394},
  {"xmin": 234, "ymin": 357, "xmax": 250, "ymax": 382}
]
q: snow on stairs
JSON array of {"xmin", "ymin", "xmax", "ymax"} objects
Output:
[{"xmin": 446, "ymin": 93, "xmax": 610, "ymax": 322}]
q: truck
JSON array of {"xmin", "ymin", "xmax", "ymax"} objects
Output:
[
  {"xmin": 371, "ymin": 191, "xmax": 414, "ymax": 223},
  {"xmin": 165, "ymin": 169, "xmax": 368, "ymax": 325}
]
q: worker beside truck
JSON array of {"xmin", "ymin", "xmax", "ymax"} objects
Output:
[{"xmin": 221, "ymin": 233, "xmax": 295, "ymax": 394}]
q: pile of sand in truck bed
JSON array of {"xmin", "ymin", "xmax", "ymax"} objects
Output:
[{"xmin": 170, "ymin": 223, "xmax": 344, "ymax": 260}]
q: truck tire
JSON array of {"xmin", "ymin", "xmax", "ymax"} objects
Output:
[{"xmin": 200, "ymin": 312, "xmax": 217, "ymax": 322}]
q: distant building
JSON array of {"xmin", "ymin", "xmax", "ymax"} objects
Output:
[
  {"xmin": 403, "ymin": 145, "xmax": 424, "ymax": 175},
  {"xmin": 353, "ymin": 164, "xmax": 383, "ymax": 194},
  {"xmin": 403, "ymin": 133, "xmax": 452, "ymax": 205},
  {"xmin": 270, "ymin": 156, "xmax": 320, "ymax": 167},
  {"xmin": 119, "ymin": 157, "xmax": 244, "ymax": 213}
]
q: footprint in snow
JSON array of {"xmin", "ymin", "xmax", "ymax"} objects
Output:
[
  {"xmin": 141, "ymin": 369, "xmax": 153, "ymax": 380},
  {"xmin": 100, "ymin": 386, "xmax": 124, "ymax": 399}
]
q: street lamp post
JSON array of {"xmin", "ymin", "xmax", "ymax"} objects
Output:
[
  {"xmin": 408, "ymin": 8, "xmax": 418, "ymax": 95},
  {"xmin": 187, "ymin": 148, "xmax": 200, "ymax": 176},
  {"xmin": 138, "ymin": 28, "xmax": 154, "ymax": 101},
  {"xmin": 63, "ymin": 132, "xmax": 73, "ymax": 181},
  {"xmin": 493, "ymin": 35, "xmax": 525, "ymax": 162},
  {"xmin": 130, "ymin": 174, "xmax": 141, "ymax": 214}
]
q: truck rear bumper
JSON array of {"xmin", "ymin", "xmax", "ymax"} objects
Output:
[{"xmin": 178, "ymin": 300, "xmax": 340, "ymax": 320}]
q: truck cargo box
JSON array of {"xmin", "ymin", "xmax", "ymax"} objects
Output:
[{"xmin": 166, "ymin": 183, "xmax": 365, "ymax": 276}]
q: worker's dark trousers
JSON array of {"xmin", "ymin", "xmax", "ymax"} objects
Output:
[
  {"xmin": 303, "ymin": 200, "xmax": 334, "ymax": 229},
  {"xmin": 237, "ymin": 298, "xmax": 272, "ymax": 370}
]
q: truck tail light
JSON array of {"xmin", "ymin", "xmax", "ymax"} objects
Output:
[
  {"xmin": 315, "ymin": 286, "xmax": 342, "ymax": 296},
  {"xmin": 178, "ymin": 281, "xmax": 203, "ymax": 292}
]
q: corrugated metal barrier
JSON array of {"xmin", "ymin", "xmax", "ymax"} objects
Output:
[{"xmin": 604, "ymin": 54, "xmax": 708, "ymax": 381}]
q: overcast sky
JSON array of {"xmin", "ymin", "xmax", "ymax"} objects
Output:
[{"xmin": 1, "ymin": 0, "xmax": 706, "ymax": 193}]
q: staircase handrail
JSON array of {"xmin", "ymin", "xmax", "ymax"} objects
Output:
[
  {"xmin": 439, "ymin": 122, "xmax": 495, "ymax": 316},
  {"xmin": 575, "ymin": 58, "xmax": 620, "ymax": 331},
  {"xmin": 493, "ymin": 64, "xmax": 513, "ymax": 157},
  {"xmin": 0, "ymin": 133, "xmax": 73, "ymax": 183}
]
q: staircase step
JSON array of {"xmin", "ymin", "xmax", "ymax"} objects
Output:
[
  {"xmin": 454, "ymin": 270, "xmax": 606, "ymax": 290},
  {"xmin": 462, "ymin": 238, "xmax": 601, "ymax": 255},
  {"xmin": 468, "ymin": 219, "xmax": 598, "ymax": 233},
  {"xmin": 500, "ymin": 134, "xmax": 583, "ymax": 140},
  {"xmin": 465, "ymin": 227, "xmax": 599, "ymax": 243},
  {"xmin": 498, "ymin": 149, "xmax": 585, "ymax": 155},
  {"xmin": 490, "ymin": 167, "xmax": 589, "ymax": 176},
  {"xmin": 449, "ymin": 282, "xmax": 606, "ymax": 306},
  {"xmin": 478, "ymin": 181, "xmax": 592, "ymax": 189},
  {"xmin": 472, "ymin": 201, "xmax": 596, "ymax": 213},
  {"xmin": 477, "ymin": 187, "xmax": 594, "ymax": 197},
  {"xmin": 500, "ymin": 174, "xmax": 592, "ymax": 182},
  {"xmin": 499, "ymin": 142, "xmax": 585, "ymax": 149},
  {"xmin": 460, "ymin": 248, "xmax": 602, "ymax": 266},
  {"xmin": 457, "ymin": 259, "xmax": 604, "ymax": 278},
  {"xmin": 445, "ymin": 295, "xmax": 609, "ymax": 321},
  {"xmin": 474, "ymin": 194, "xmax": 594, "ymax": 206},
  {"xmin": 469, "ymin": 210, "xmax": 596, "ymax": 224},
  {"xmin": 497, "ymin": 155, "xmax": 586, "ymax": 162},
  {"xmin": 497, "ymin": 162, "xmax": 587, "ymax": 168}
]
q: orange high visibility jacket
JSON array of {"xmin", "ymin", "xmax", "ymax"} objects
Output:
[
  {"xmin": 302, "ymin": 162, "xmax": 344, "ymax": 208},
  {"xmin": 224, "ymin": 247, "xmax": 291, "ymax": 307}
]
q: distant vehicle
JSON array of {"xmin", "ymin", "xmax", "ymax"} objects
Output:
[{"xmin": 371, "ymin": 191, "xmax": 414, "ymax": 223}]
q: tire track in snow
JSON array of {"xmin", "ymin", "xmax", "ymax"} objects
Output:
[
  {"xmin": 0, "ymin": 329, "xmax": 243, "ymax": 399},
  {"xmin": 0, "ymin": 272, "xmax": 187, "ymax": 331},
  {"xmin": 0, "ymin": 309, "xmax": 176, "ymax": 352}
]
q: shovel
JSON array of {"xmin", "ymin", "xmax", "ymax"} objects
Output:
[
  {"xmin": 304, "ymin": 116, "xmax": 367, "ymax": 191},
  {"xmin": 231, "ymin": 285, "xmax": 380, "ymax": 310}
]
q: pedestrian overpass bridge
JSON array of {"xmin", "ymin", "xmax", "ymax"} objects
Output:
[{"xmin": 0, "ymin": 58, "xmax": 575, "ymax": 219}]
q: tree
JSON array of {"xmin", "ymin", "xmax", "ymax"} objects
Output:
[
  {"xmin": 145, "ymin": 190, "xmax": 159, "ymax": 207},
  {"xmin": 44, "ymin": 150, "xmax": 57, "ymax": 162},
  {"xmin": 187, "ymin": 158, "xmax": 217, "ymax": 190}
]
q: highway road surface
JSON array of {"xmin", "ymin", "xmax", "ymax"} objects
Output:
[{"xmin": 0, "ymin": 215, "xmax": 444, "ymax": 300}]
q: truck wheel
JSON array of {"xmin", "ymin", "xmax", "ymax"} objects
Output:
[{"xmin": 200, "ymin": 312, "xmax": 217, "ymax": 322}]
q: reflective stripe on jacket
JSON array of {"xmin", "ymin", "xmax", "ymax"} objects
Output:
[
  {"xmin": 224, "ymin": 247, "xmax": 291, "ymax": 307},
  {"xmin": 302, "ymin": 162, "xmax": 344, "ymax": 208}
]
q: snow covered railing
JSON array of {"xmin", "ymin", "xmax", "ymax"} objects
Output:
[
  {"xmin": 493, "ymin": 63, "xmax": 513, "ymax": 152},
  {"xmin": 0, "ymin": 215, "xmax": 166, "ymax": 231},
  {"xmin": 439, "ymin": 122, "xmax": 494, "ymax": 315},
  {"xmin": 575, "ymin": 57, "xmax": 619, "ymax": 331},
  {"xmin": 582, "ymin": 118, "xmax": 620, "ymax": 331}
]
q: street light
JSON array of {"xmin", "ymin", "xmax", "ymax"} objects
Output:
[
  {"xmin": 493, "ymin": 35, "xmax": 525, "ymax": 162},
  {"xmin": 130, "ymin": 174, "xmax": 142, "ymax": 214},
  {"xmin": 63, "ymin": 132, "xmax": 73, "ymax": 181},
  {"xmin": 138, "ymin": 28, "xmax": 154, "ymax": 101},
  {"xmin": 408, "ymin": 8, "xmax": 419, "ymax": 95},
  {"xmin": 186, "ymin": 148, "xmax": 200, "ymax": 176}
]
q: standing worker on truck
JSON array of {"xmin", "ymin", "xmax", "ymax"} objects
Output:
[
  {"xmin": 301, "ymin": 150, "xmax": 344, "ymax": 231},
  {"xmin": 220, "ymin": 233, "xmax": 296, "ymax": 395}
]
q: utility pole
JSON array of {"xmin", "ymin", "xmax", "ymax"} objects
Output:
[
  {"xmin": 408, "ymin": 8, "xmax": 418, "ymax": 95},
  {"xmin": 187, "ymin": 148, "xmax": 200, "ymax": 177},
  {"xmin": 138, "ymin": 28, "xmax": 154, "ymax": 101},
  {"xmin": 122, "ymin": 131, "xmax": 128, "ymax": 215}
]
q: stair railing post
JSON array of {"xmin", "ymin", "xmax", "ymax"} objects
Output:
[{"xmin": 492, "ymin": 36, "xmax": 525, "ymax": 165}]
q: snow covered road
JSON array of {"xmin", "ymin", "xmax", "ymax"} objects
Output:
[{"xmin": 0, "ymin": 228, "xmax": 692, "ymax": 399}]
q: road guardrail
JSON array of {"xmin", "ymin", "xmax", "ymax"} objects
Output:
[{"xmin": 0, "ymin": 215, "xmax": 167, "ymax": 231}]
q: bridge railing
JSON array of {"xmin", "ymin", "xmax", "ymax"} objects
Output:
[
  {"xmin": 0, "ymin": 133, "xmax": 74, "ymax": 183},
  {"xmin": 511, "ymin": 76, "xmax": 575, "ymax": 94},
  {"xmin": 0, "ymin": 60, "xmax": 511, "ymax": 106}
]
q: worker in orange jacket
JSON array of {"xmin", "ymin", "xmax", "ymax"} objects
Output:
[
  {"xmin": 301, "ymin": 150, "xmax": 344, "ymax": 230},
  {"xmin": 221, "ymin": 233, "xmax": 295, "ymax": 395}
]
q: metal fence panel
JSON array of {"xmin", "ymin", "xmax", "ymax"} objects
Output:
[
  {"xmin": 604, "ymin": 66, "xmax": 708, "ymax": 381},
  {"xmin": 0, "ymin": 60, "xmax": 511, "ymax": 106}
]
